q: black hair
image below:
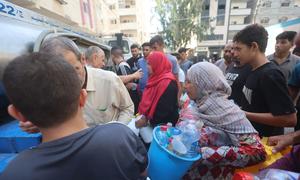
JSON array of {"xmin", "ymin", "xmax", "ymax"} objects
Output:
[
  {"xmin": 233, "ymin": 24, "xmax": 268, "ymax": 53},
  {"xmin": 111, "ymin": 46, "xmax": 123, "ymax": 54},
  {"xmin": 178, "ymin": 47, "xmax": 187, "ymax": 53},
  {"xmin": 149, "ymin": 35, "xmax": 164, "ymax": 46},
  {"xmin": 3, "ymin": 53, "xmax": 81, "ymax": 128},
  {"xmin": 276, "ymin": 31, "xmax": 297, "ymax": 42},
  {"xmin": 171, "ymin": 52, "xmax": 180, "ymax": 60},
  {"xmin": 130, "ymin": 44, "xmax": 139, "ymax": 49},
  {"xmin": 141, "ymin": 42, "xmax": 151, "ymax": 48},
  {"xmin": 293, "ymin": 46, "xmax": 300, "ymax": 55}
]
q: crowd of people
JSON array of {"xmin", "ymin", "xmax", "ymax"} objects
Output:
[{"xmin": 1, "ymin": 23, "xmax": 300, "ymax": 179}]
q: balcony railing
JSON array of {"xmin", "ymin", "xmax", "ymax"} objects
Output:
[
  {"xmin": 120, "ymin": 22, "xmax": 137, "ymax": 30},
  {"xmin": 230, "ymin": 8, "xmax": 251, "ymax": 16},
  {"xmin": 118, "ymin": 6, "xmax": 137, "ymax": 16}
]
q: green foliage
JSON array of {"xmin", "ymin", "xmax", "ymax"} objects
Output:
[{"xmin": 155, "ymin": 0, "xmax": 208, "ymax": 50}]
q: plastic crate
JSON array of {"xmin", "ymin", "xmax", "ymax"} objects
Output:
[{"xmin": 0, "ymin": 120, "xmax": 41, "ymax": 153}]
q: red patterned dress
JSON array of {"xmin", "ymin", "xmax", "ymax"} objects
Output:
[{"xmin": 183, "ymin": 127, "xmax": 266, "ymax": 180}]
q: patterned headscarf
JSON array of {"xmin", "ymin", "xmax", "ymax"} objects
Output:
[{"xmin": 187, "ymin": 62, "xmax": 257, "ymax": 135}]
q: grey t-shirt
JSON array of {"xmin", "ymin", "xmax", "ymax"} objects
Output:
[
  {"xmin": 268, "ymin": 53, "xmax": 300, "ymax": 81},
  {"xmin": 1, "ymin": 123, "xmax": 147, "ymax": 180},
  {"xmin": 214, "ymin": 58, "xmax": 234, "ymax": 75},
  {"xmin": 166, "ymin": 54, "xmax": 179, "ymax": 75}
]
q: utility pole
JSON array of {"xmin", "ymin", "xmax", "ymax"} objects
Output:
[
  {"xmin": 225, "ymin": 0, "xmax": 232, "ymax": 43},
  {"xmin": 253, "ymin": 0, "xmax": 261, "ymax": 23}
]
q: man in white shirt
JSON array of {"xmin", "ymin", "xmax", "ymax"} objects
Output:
[{"xmin": 19, "ymin": 37, "xmax": 134, "ymax": 131}]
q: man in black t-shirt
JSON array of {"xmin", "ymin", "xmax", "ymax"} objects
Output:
[
  {"xmin": 127, "ymin": 44, "xmax": 141, "ymax": 73},
  {"xmin": 232, "ymin": 24, "xmax": 296, "ymax": 137},
  {"xmin": 1, "ymin": 53, "xmax": 147, "ymax": 180},
  {"xmin": 225, "ymin": 61, "xmax": 252, "ymax": 107}
]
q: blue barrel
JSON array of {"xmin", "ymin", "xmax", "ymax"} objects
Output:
[{"xmin": 148, "ymin": 126, "xmax": 201, "ymax": 180}]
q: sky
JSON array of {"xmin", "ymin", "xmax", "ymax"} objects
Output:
[{"xmin": 149, "ymin": 0, "xmax": 162, "ymax": 34}]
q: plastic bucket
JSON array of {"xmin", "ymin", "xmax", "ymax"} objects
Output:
[{"xmin": 148, "ymin": 126, "xmax": 201, "ymax": 180}]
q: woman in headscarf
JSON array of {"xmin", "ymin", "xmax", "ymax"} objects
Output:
[
  {"xmin": 183, "ymin": 62, "xmax": 266, "ymax": 179},
  {"xmin": 136, "ymin": 51, "xmax": 179, "ymax": 127}
]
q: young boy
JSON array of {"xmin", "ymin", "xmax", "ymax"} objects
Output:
[
  {"xmin": 267, "ymin": 31, "xmax": 300, "ymax": 81},
  {"xmin": 233, "ymin": 24, "xmax": 296, "ymax": 137},
  {"xmin": 0, "ymin": 53, "xmax": 147, "ymax": 180}
]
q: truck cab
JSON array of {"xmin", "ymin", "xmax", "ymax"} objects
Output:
[{"xmin": 0, "ymin": 0, "xmax": 110, "ymax": 122}]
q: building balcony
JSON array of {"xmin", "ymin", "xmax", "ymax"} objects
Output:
[
  {"xmin": 120, "ymin": 22, "xmax": 137, "ymax": 30},
  {"xmin": 229, "ymin": 24, "xmax": 250, "ymax": 31},
  {"xmin": 118, "ymin": 6, "xmax": 137, "ymax": 16},
  {"xmin": 230, "ymin": 8, "xmax": 251, "ymax": 16}
]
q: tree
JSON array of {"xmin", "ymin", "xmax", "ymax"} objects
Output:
[{"xmin": 155, "ymin": 0, "xmax": 208, "ymax": 50}]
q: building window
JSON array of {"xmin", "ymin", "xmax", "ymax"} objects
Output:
[
  {"xmin": 121, "ymin": 19, "xmax": 135, "ymax": 23},
  {"xmin": 83, "ymin": 2, "xmax": 89, "ymax": 13},
  {"xmin": 216, "ymin": 15, "xmax": 225, "ymax": 26},
  {"xmin": 110, "ymin": 19, "xmax": 117, "ymax": 24},
  {"xmin": 278, "ymin": 16, "xmax": 288, "ymax": 23},
  {"xmin": 218, "ymin": 4, "xmax": 225, "ymax": 9},
  {"xmin": 260, "ymin": 17, "xmax": 270, "ymax": 24},
  {"xmin": 281, "ymin": 0, "xmax": 290, "ymax": 7},
  {"xmin": 109, "ymin": 4, "xmax": 116, "ymax": 10},
  {"xmin": 129, "ymin": 0, "xmax": 135, "ymax": 6},
  {"xmin": 281, "ymin": 2, "xmax": 290, "ymax": 6},
  {"xmin": 204, "ymin": 4, "xmax": 209, "ymax": 10},
  {"xmin": 217, "ymin": 0, "xmax": 225, "ymax": 26},
  {"xmin": 203, "ymin": 34, "xmax": 224, "ymax": 41},
  {"xmin": 201, "ymin": 0, "xmax": 210, "ymax": 26},
  {"xmin": 262, "ymin": 1, "xmax": 272, "ymax": 7},
  {"xmin": 232, "ymin": 6, "xmax": 239, "ymax": 9}
]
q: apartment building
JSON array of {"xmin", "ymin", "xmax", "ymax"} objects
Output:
[
  {"xmin": 98, "ymin": 0, "xmax": 151, "ymax": 44},
  {"xmin": 9, "ymin": 0, "xmax": 151, "ymax": 44},
  {"xmin": 255, "ymin": 0, "xmax": 300, "ymax": 26},
  {"xmin": 197, "ymin": 0, "xmax": 257, "ymax": 59}
]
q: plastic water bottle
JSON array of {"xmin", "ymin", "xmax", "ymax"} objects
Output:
[
  {"xmin": 181, "ymin": 124, "xmax": 200, "ymax": 147},
  {"xmin": 155, "ymin": 125, "xmax": 169, "ymax": 147},
  {"xmin": 176, "ymin": 121, "xmax": 200, "ymax": 157},
  {"xmin": 171, "ymin": 136, "xmax": 188, "ymax": 155},
  {"xmin": 185, "ymin": 141, "xmax": 200, "ymax": 158},
  {"xmin": 167, "ymin": 127, "xmax": 181, "ymax": 137}
]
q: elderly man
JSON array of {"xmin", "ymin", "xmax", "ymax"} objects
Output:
[
  {"xmin": 85, "ymin": 46, "xmax": 106, "ymax": 69},
  {"xmin": 20, "ymin": 37, "xmax": 134, "ymax": 132}
]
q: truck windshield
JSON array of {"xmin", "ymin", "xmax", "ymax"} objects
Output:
[{"xmin": 108, "ymin": 40, "xmax": 130, "ymax": 54}]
